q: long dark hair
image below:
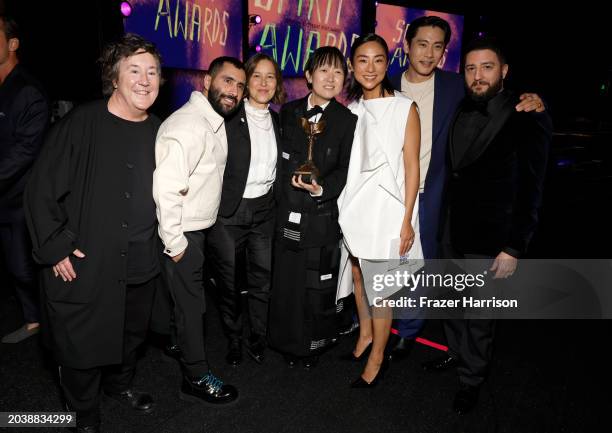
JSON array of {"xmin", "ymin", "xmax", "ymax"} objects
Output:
[{"xmin": 347, "ymin": 33, "xmax": 395, "ymax": 101}]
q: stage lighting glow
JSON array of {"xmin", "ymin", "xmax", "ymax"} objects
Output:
[
  {"xmin": 120, "ymin": 1, "xmax": 132, "ymax": 17},
  {"xmin": 255, "ymin": 45, "xmax": 262, "ymax": 53},
  {"xmin": 249, "ymin": 14, "xmax": 262, "ymax": 25}
]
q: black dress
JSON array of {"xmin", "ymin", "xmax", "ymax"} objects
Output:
[{"xmin": 268, "ymin": 96, "xmax": 357, "ymax": 357}]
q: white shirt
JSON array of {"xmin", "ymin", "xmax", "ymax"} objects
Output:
[
  {"xmin": 401, "ymin": 72, "xmax": 435, "ymax": 192},
  {"xmin": 243, "ymin": 99, "xmax": 277, "ymax": 198}
]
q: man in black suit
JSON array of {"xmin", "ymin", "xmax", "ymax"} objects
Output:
[
  {"xmin": 441, "ymin": 37, "xmax": 551, "ymax": 414},
  {"xmin": 0, "ymin": 14, "xmax": 49, "ymax": 343}
]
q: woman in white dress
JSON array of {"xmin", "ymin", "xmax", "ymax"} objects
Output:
[{"xmin": 337, "ymin": 34, "xmax": 422, "ymax": 387}]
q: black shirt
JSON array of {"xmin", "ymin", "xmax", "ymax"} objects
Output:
[
  {"xmin": 452, "ymin": 91, "xmax": 509, "ymax": 167},
  {"xmin": 101, "ymin": 109, "xmax": 160, "ymax": 284}
]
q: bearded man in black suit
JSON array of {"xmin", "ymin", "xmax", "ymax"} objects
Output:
[{"xmin": 437, "ymin": 36, "xmax": 552, "ymax": 414}]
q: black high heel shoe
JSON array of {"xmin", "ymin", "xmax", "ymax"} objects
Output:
[
  {"xmin": 350, "ymin": 358, "xmax": 389, "ymax": 388},
  {"xmin": 340, "ymin": 341, "xmax": 372, "ymax": 362}
]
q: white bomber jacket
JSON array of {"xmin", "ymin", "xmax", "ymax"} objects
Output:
[{"xmin": 153, "ymin": 91, "xmax": 228, "ymax": 257}]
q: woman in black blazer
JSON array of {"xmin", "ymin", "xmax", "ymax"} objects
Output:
[
  {"xmin": 206, "ymin": 53, "xmax": 284, "ymax": 366},
  {"xmin": 268, "ymin": 47, "xmax": 357, "ymax": 368}
]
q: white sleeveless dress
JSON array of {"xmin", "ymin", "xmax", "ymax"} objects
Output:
[{"xmin": 336, "ymin": 92, "xmax": 424, "ymax": 304}]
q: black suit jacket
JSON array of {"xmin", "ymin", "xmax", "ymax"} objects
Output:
[
  {"xmin": 219, "ymin": 103, "xmax": 281, "ymax": 218},
  {"xmin": 276, "ymin": 96, "xmax": 357, "ymax": 248},
  {"xmin": 447, "ymin": 91, "xmax": 552, "ymax": 257},
  {"xmin": 0, "ymin": 65, "xmax": 50, "ymax": 221}
]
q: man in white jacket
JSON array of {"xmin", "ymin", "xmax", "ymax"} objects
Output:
[{"xmin": 153, "ymin": 56, "xmax": 245, "ymax": 404}]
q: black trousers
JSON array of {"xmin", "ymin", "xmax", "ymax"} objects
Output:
[
  {"xmin": 441, "ymin": 234, "xmax": 497, "ymax": 387},
  {"xmin": 443, "ymin": 315, "xmax": 496, "ymax": 387},
  {"xmin": 0, "ymin": 217, "xmax": 40, "ymax": 323},
  {"xmin": 207, "ymin": 192, "xmax": 274, "ymax": 342},
  {"xmin": 59, "ymin": 278, "xmax": 155, "ymax": 427},
  {"xmin": 162, "ymin": 230, "xmax": 208, "ymax": 376},
  {"xmin": 150, "ymin": 261, "xmax": 176, "ymax": 342}
]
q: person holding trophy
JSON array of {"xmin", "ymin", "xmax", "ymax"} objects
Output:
[{"xmin": 268, "ymin": 46, "xmax": 357, "ymax": 369}]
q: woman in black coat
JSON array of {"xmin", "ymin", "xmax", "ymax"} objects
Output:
[{"xmin": 24, "ymin": 34, "xmax": 162, "ymax": 431}]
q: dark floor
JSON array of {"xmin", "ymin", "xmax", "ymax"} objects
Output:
[{"xmin": 0, "ymin": 289, "xmax": 608, "ymax": 433}]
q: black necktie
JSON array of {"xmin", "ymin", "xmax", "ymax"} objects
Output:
[{"xmin": 304, "ymin": 105, "xmax": 323, "ymax": 120}]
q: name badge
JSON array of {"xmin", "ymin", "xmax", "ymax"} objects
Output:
[
  {"xmin": 282, "ymin": 152, "xmax": 290, "ymax": 160},
  {"xmin": 288, "ymin": 212, "xmax": 301, "ymax": 224},
  {"xmin": 320, "ymin": 274, "xmax": 332, "ymax": 281}
]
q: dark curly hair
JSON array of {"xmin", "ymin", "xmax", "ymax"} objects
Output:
[
  {"xmin": 463, "ymin": 36, "xmax": 507, "ymax": 65},
  {"xmin": 99, "ymin": 33, "xmax": 163, "ymax": 96}
]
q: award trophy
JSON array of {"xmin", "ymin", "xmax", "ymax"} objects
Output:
[{"xmin": 294, "ymin": 117, "xmax": 326, "ymax": 184}]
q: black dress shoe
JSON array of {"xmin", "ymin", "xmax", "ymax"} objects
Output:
[
  {"xmin": 339, "ymin": 341, "xmax": 372, "ymax": 362},
  {"xmin": 163, "ymin": 344, "xmax": 181, "ymax": 360},
  {"xmin": 453, "ymin": 384, "xmax": 480, "ymax": 414},
  {"xmin": 246, "ymin": 336, "xmax": 266, "ymax": 364},
  {"xmin": 104, "ymin": 389, "xmax": 155, "ymax": 413},
  {"xmin": 350, "ymin": 358, "xmax": 389, "ymax": 388},
  {"xmin": 283, "ymin": 353, "xmax": 298, "ymax": 367},
  {"xmin": 180, "ymin": 373, "xmax": 238, "ymax": 404},
  {"xmin": 225, "ymin": 339, "xmax": 242, "ymax": 366},
  {"xmin": 422, "ymin": 354, "xmax": 459, "ymax": 371},
  {"xmin": 386, "ymin": 336, "xmax": 415, "ymax": 361},
  {"xmin": 302, "ymin": 355, "xmax": 319, "ymax": 369}
]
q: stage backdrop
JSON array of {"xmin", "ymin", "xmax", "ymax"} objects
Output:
[
  {"xmin": 248, "ymin": 0, "xmax": 363, "ymax": 78},
  {"xmin": 124, "ymin": 0, "xmax": 243, "ymax": 70},
  {"xmin": 375, "ymin": 3, "xmax": 464, "ymax": 77}
]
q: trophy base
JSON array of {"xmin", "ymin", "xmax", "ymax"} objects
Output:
[
  {"xmin": 295, "ymin": 173, "xmax": 316, "ymax": 184},
  {"xmin": 294, "ymin": 168, "xmax": 320, "ymax": 185}
]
